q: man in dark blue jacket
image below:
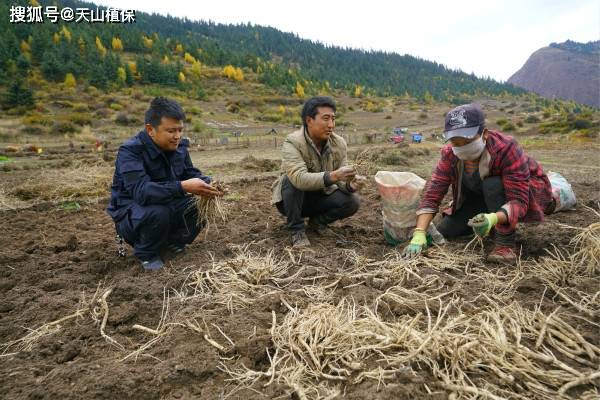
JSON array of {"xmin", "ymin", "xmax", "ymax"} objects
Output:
[{"xmin": 107, "ymin": 97, "xmax": 221, "ymax": 271}]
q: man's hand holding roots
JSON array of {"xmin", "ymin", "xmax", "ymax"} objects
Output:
[{"xmin": 182, "ymin": 178, "xmax": 227, "ymax": 197}]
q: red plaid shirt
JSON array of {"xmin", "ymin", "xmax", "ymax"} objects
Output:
[{"xmin": 418, "ymin": 131, "xmax": 553, "ymax": 232}]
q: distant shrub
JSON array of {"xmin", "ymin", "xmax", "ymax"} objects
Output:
[
  {"xmin": 188, "ymin": 106, "xmax": 202, "ymax": 116},
  {"xmin": 226, "ymin": 101, "xmax": 240, "ymax": 113},
  {"xmin": 115, "ymin": 113, "xmax": 131, "ymax": 126},
  {"xmin": 20, "ymin": 126, "xmax": 44, "ymax": 135},
  {"xmin": 543, "ymin": 111, "xmax": 551, "ymax": 118},
  {"xmin": 573, "ymin": 118, "xmax": 592, "ymax": 129},
  {"xmin": 384, "ymin": 115, "xmax": 392, "ymax": 119},
  {"xmin": 192, "ymin": 121, "xmax": 205, "ymax": 132},
  {"xmin": 68, "ymin": 113, "xmax": 93, "ymax": 126},
  {"xmin": 525, "ymin": 115, "xmax": 540, "ymax": 123},
  {"xmin": 23, "ymin": 113, "xmax": 52, "ymax": 126},
  {"xmin": 96, "ymin": 108, "xmax": 111, "ymax": 118},
  {"xmin": 516, "ymin": 120, "xmax": 524, "ymax": 127},
  {"xmin": 109, "ymin": 103, "xmax": 123, "ymax": 111},
  {"xmin": 496, "ymin": 118, "xmax": 508, "ymax": 126},
  {"xmin": 72, "ymin": 103, "xmax": 89, "ymax": 112},
  {"xmin": 51, "ymin": 120, "xmax": 77, "ymax": 134},
  {"xmin": 503, "ymin": 122, "xmax": 516, "ymax": 131},
  {"xmin": 419, "ymin": 112, "xmax": 427, "ymax": 119},
  {"xmin": 256, "ymin": 112, "xmax": 282, "ymax": 122}
]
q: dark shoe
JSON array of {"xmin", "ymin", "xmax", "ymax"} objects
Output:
[
  {"xmin": 307, "ymin": 217, "xmax": 330, "ymax": 235},
  {"xmin": 141, "ymin": 257, "xmax": 165, "ymax": 271},
  {"xmin": 166, "ymin": 243, "xmax": 186, "ymax": 257},
  {"xmin": 486, "ymin": 245, "xmax": 517, "ymax": 265},
  {"xmin": 291, "ymin": 231, "xmax": 311, "ymax": 248}
]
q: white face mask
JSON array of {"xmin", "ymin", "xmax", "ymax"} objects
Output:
[{"xmin": 451, "ymin": 136, "xmax": 485, "ymax": 160}]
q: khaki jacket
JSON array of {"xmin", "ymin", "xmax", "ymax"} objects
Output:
[{"xmin": 271, "ymin": 128, "xmax": 351, "ymax": 204}]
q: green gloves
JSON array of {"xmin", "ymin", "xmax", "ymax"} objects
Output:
[
  {"xmin": 403, "ymin": 229, "xmax": 428, "ymax": 258},
  {"xmin": 468, "ymin": 212, "xmax": 498, "ymax": 237}
]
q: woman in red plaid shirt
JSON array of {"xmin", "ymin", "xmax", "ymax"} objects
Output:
[{"xmin": 403, "ymin": 104, "xmax": 555, "ymax": 264}]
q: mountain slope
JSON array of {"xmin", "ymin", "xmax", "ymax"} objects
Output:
[{"xmin": 508, "ymin": 41, "xmax": 599, "ymax": 107}]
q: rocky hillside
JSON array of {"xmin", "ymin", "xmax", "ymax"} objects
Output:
[{"xmin": 508, "ymin": 40, "xmax": 599, "ymax": 107}]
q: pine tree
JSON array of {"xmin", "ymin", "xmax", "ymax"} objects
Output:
[
  {"xmin": 3, "ymin": 80, "xmax": 34, "ymax": 109},
  {"xmin": 41, "ymin": 50, "xmax": 63, "ymax": 81}
]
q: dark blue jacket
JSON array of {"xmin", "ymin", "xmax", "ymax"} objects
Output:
[{"xmin": 107, "ymin": 130, "xmax": 210, "ymax": 222}]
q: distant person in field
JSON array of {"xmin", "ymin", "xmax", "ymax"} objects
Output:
[
  {"xmin": 107, "ymin": 97, "xmax": 221, "ymax": 271},
  {"xmin": 403, "ymin": 103, "xmax": 555, "ymax": 264},
  {"xmin": 271, "ymin": 96, "xmax": 367, "ymax": 247}
]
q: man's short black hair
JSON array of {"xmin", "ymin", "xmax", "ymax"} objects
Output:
[
  {"xmin": 301, "ymin": 96, "xmax": 336, "ymax": 128},
  {"xmin": 144, "ymin": 97, "xmax": 186, "ymax": 128}
]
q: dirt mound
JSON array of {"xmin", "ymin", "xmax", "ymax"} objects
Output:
[{"xmin": 239, "ymin": 155, "xmax": 280, "ymax": 172}]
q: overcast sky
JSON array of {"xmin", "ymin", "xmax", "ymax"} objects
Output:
[{"xmin": 93, "ymin": 0, "xmax": 599, "ymax": 82}]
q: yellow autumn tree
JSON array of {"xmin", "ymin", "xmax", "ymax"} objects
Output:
[
  {"xmin": 61, "ymin": 26, "xmax": 72, "ymax": 42},
  {"xmin": 178, "ymin": 72, "xmax": 186, "ymax": 83},
  {"xmin": 64, "ymin": 73, "xmax": 77, "ymax": 89},
  {"xmin": 95, "ymin": 36, "xmax": 107, "ymax": 57},
  {"xmin": 233, "ymin": 67, "xmax": 244, "ymax": 81},
  {"xmin": 222, "ymin": 65, "xmax": 236, "ymax": 79},
  {"xmin": 20, "ymin": 40, "xmax": 30, "ymax": 55},
  {"xmin": 111, "ymin": 37, "xmax": 123, "ymax": 52},
  {"xmin": 128, "ymin": 61, "xmax": 137, "ymax": 75},
  {"xmin": 142, "ymin": 35, "xmax": 153, "ymax": 50},
  {"xmin": 117, "ymin": 67, "xmax": 127, "ymax": 85},
  {"xmin": 295, "ymin": 81, "xmax": 305, "ymax": 98},
  {"xmin": 278, "ymin": 105, "xmax": 286, "ymax": 114},
  {"xmin": 53, "ymin": 32, "xmax": 60, "ymax": 45},
  {"xmin": 423, "ymin": 91, "xmax": 434, "ymax": 104},
  {"xmin": 354, "ymin": 85, "xmax": 362, "ymax": 98},
  {"xmin": 175, "ymin": 43, "xmax": 184, "ymax": 54},
  {"xmin": 162, "ymin": 55, "xmax": 169, "ymax": 64},
  {"xmin": 190, "ymin": 60, "xmax": 202, "ymax": 78},
  {"xmin": 29, "ymin": 0, "xmax": 40, "ymax": 6},
  {"xmin": 184, "ymin": 52, "xmax": 196, "ymax": 63}
]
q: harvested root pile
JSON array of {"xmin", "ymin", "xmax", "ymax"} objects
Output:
[
  {"xmin": 223, "ymin": 296, "xmax": 600, "ymax": 400},
  {"xmin": 220, "ymin": 223, "xmax": 600, "ymax": 400},
  {"xmin": 531, "ymin": 211, "xmax": 600, "ymax": 319},
  {"xmin": 180, "ymin": 246, "xmax": 293, "ymax": 312}
]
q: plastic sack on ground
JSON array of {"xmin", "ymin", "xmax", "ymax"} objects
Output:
[
  {"xmin": 375, "ymin": 171, "xmax": 445, "ymax": 245},
  {"xmin": 548, "ymin": 171, "xmax": 577, "ymax": 212}
]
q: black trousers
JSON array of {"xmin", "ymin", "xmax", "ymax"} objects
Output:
[
  {"xmin": 437, "ymin": 176, "xmax": 513, "ymax": 243},
  {"xmin": 276, "ymin": 176, "xmax": 360, "ymax": 232},
  {"xmin": 116, "ymin": 196, "xmax": 202, "ymax": 261}
]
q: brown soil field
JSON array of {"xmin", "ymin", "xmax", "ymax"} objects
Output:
[{"xmin": 0, "ymin": 134, "xmax": 599, "ymax": 399}]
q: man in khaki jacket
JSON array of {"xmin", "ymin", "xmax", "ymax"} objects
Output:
[{"xmin": 271, "ymin": 96, "xmax": 365, "ymax": 247}]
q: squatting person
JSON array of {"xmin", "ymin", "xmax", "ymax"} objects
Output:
[
  {"xmin": 107, "ymin": 97, "xmax": 221, "ymax": 271},
  {"xmin": 403, "ymin": 103, "xmax": 555, "ymax": 264},
  {"xmin": 271, "ymin": 96, "xmax": 366, "ymax": 247}
]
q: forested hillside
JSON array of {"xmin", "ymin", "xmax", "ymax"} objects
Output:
[{"xmin": 1, "ymin": 0, "xmax": 525, "ymax": 107}]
